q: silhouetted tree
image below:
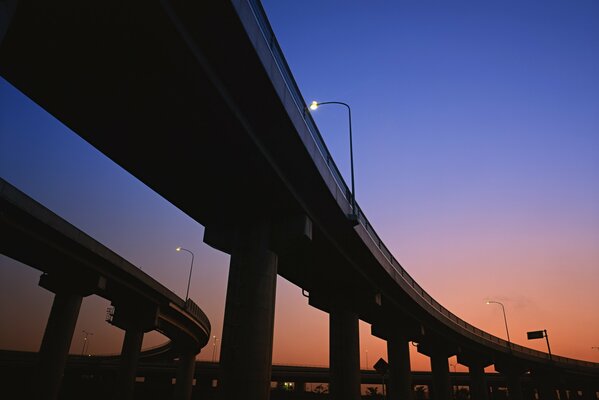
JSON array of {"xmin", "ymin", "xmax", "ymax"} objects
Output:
[
  {"xmin": 312, "ymin": 384, "xmax": 328, "ymax": 394},
  {"xmin": 414, "ymin": 385, "xmax": 427, "ymax": 400},
  {"xmin": 366, "ymin": 386, "xmax": 379, "ymax": 396}
]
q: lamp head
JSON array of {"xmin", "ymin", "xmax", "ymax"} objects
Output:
[
  {"xmin": 176, "ymin": 247, "xmax": 182, "ymax": 252},
  {"xmin": 486, "ymin": 301, "xmax": 490, "ymax": 304},
  {"xmin": 309, "ymin": 101, "xmax": 319, "ymax": 110}
]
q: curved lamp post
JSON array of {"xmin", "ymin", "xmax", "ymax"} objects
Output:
[
  {"xmin": 81, "ymin": 330, "xmax": 93, "ymax": 356},
  {"xmin": 486, "ymin": 300, "xmax": 511, "ymax": 346},
  {"xmin": 176, "ymin": 247, "xmax": 194, "ymax": 301},
  {"xmin": 309, "ymin": 100, "xmax": 357, "ymax": 222},
  {"xmin": 212, "ymin": 335, "xmax": 219, "ymax": 362}
]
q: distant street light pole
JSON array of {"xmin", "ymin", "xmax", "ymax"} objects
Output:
[
  {"xmin": 486, "ymin": 300, "xmax": 511, "ymax": 346},
  {"xmin": 309, "ymin": 100, "xmax": 357, "ymax": 222},
  {"xmin": 176, "ymin": 247, "xmax": 195, "ymax": 301},
  {"xmin": 211, "ymin": 335, "xmax": 219, "ymax": 362},
  {"xmin": 81, "ymin": 330, "xmax": 93, "ymax": 356}
]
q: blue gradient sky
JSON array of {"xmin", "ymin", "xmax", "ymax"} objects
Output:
[{"xmin": 1, "ymin": 0, "xmax": 598, "ymax": 370}]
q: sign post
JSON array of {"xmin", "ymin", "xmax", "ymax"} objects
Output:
[
  {"xmin": 527, "ymin": 329, "xmax": 552, "ymax": 360},
  {"xmin": 373, "ymin": 358, "xmax": 389, "ymax": 399}
]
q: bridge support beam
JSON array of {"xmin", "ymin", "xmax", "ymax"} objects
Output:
[
  {"xmin": 581, "ymin": 383, "xmax": 597, "ymax": 400},
  {"xmin": 173, "ymin": 351, "xmax": 197, "ymax": 400},
  {"xmin": 109, "ymin": 301, "xmax": 158, "ymax": 400},
  {"xmin": 537, "ymin": 381, "xmax": 558, "ymax": 400},
  {"xmin": 457, "ymin": 353, "xmax": 492, "ymax": 400},
  {"xmin": 495, "ymin": 361, "xmax": 527, "ymax": 400},
  {"xmin": 33, "ymin": 288, "xmax": 83, "ymax": 400},
  {"xmin": 418, "ymin": 341, "xmax": 455, "ymax": 400},
  {"xmin": 115, "ymin": 326, "xmax": 144, "ymax": 400},
  {"xmin": 430, "ymin": 351, "xmax": 452, "ymax": 400},
  {"xmin": 387, "ymin": 330, "xmax": 413, "ymax": 400},
  {"xmin": 0, "ymin": 0, "xmax": 19, "ymax": 44},
  {"xmin": 506, "ymin": 370, "xmax": 525, "ymax": 400},
  {"xmin": 329, "ymin": 305, "xmax": 361, "ymax": 400},
  {"xmin": 531, "ymin": 368, "xmax": 560, "ymax": 400},
  {"xmin": 468, "ymin": 362, "xmax": 489, "ymax": 400},
  {"xmin": 218, "ymin": 221, "xmax": 278, "ymax": 400}
]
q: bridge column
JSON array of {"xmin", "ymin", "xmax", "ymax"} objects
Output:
[
  {"xmin": 0, "ymin": 0, "xmax": 19, "ymax": 43},
  {"xmin": 33, "ymin": 287, "xmax": 83, "ymax": 399},
  {"xmin": 495, "ymin": 361, "xmax": 527, "ymax": 400},
  {"xmin": 32, "ymin": 272, "xmax": 101, "ymax": 400},
  {"xmin": 457, "ymin": 353, "xmax": 492, "ymax": 400},
  {"xmin": 531, "ymin": 368, "xmax": 559, "ymax": 400},
  {"xmin": 418, "ymin": 341, "xmax": 455, "ymax": 400},
  {"xmin": 371, "ymin": 324, "xmax": 414, "ymax": 400},
  {"xmin": 581, "ymin": 382, "xmax": 597, "ymax": 400},
  {"xmin": 115, "ymin": 325, "xmax": 144, "ymax": 400},
  {"xmin": 386, "ymin": 330, "xmax": 413, "ymax": 400},
  {"xmin": 329, "ymin": 305, "xmax": 361, "ymax": 400},
  {"xmin": 506, "ymin": 370, "xmax": 526, "ymax": 400},
  {"xmin": 108, "ymin": 301, "xmax": 158, "ymax": 400},
  {"xmin": 173, "ymin": 351, "xmax": 196, "ymax": 400},
  {"xmin": 217, "ymin": 221, "xmax": 278, "ymax": 400}
]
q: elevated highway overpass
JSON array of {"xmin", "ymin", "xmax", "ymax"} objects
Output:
[
  {"xmin": 0, "ymin": 178, "xmax": 211, "ymax": 399},
  {"xmin": 0, "ymin": 348, "xmax": 540, "ymax": 400},
  {"xmin": 1, "ymin": 1, "xmax": 597, "ymax": 400}
]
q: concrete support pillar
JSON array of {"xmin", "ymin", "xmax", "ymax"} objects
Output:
[
  {"xmin": 468, "ymin": 362, "xmax": 489, "ymax": 400},
  {"xmin": 0, "ymin": 0, "xmax": 19, "ymax": 43},
  {"xmin": 581, "ymin": 384, "xmax": 596, "ymax": 400},
  {"xmin": 495, "ymin": 360, "xmax": 527, "ymax": 400},
  {"xmin": 457, "ymin": 353, "xmax": 492, "ymax": 400},
  {"xmin": 538, "ymin": 385, "xmax": 557, "ymax": 400},
  {"xmin": 531, "ymin": 370, "xmax": 559, "ymax": 400},
  {"xmin": 329, "ymin": 306, "xmax": 361, "ymax": 400},
  {"xmin": 387, "ymin": 332, "xmax": 413, "ymax": 400},
  {"xmin": 219, "ymin": 221, "xmax": 278, "ymax": 400},
  {"xmin": 430, "ymin": 351, "xmax": 452, "ymax": 400},
  {"xmin": 115, "ymin": 326, "xmax": 144, "ymax": 400},
  {"xmin": 33, "ymin": 290, "xmax": 83, "ymax": 400},
  {"xmin": 173, "ymin": 352, "xmax": 197, "ymax": 400},
  {"xmin": 294, "ymin": 380, "xmax": 306, "ymax": 393},
  {"xmin": 505, "ymin": 370, "xmax": 524, "ymax": 400}
]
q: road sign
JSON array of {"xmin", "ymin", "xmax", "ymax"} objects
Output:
[
  {"xmin": 373, "ymin": 358, "xmax": 388, "ymax": 374},
  {"xmin": 527, "ymin": 330, "xmax": 545, "ymax": 340}
]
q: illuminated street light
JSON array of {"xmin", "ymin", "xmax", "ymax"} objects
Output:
[
  {"xmin": 309, "ymin": 100, "xmax": 357, "ymax": 223},
  {"xmin": 81, "ymin": 330, "xmax": 93, "ymax": 356},
  {"xmin": 176, "ymin": 247, "xmax": 195, "ymax": 301},
  {"xmin": 211, "ymin": 335, "xmax": 219, "ymax": 362},
  {"xmin": 486, "ymin": 300, "xmax": 511, "ymax": 346}
]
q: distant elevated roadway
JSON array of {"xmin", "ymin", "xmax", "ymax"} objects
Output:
[{"xmin": 0, "ymin": 177, "xmax": 211, "ymax": 399}]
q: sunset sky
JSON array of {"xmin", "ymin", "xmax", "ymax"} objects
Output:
[{"xmin": 1, "ymin": 0, "xmax": 598, "ymax": 372}]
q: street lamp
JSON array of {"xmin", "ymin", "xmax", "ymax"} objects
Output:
[
  {"xmin": 309, "ymin": 100, "xmax": 357, "ymax": 223},
  {"xmin": 211, "ymin": 335, "xmax": 219, "ymax": 362},
  {"xmin": 176, "ymin": 247, "xmax": 194, "ymax": 301},
  {"xmin": 81, "ymin": 330, "xmax": 93, "ymax": 356},
  {"xmin": 486, "ymin": 300, "xmax": 511, "ymax": 346}
]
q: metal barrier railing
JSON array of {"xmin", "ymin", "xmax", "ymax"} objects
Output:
[
  {"xmin": 185, "ymin": 298, "xmax": 211, "ymax": 331},
  {"xmin": 244, "ymin": 0, "xmax": 598, "ymax": 370}
]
